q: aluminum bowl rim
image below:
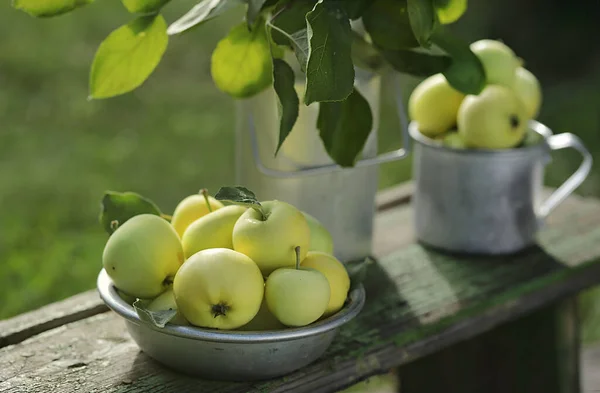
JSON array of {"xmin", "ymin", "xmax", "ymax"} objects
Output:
[
  {"xmin": 408, "ymin": 119, "xmax": 551, "ymax": 157},
  {"xmin": 97, "ymin": 268, "xmax": 366, "ymax": 343}
]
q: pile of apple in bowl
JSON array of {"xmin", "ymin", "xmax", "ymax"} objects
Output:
[
  {"xmin": 409, "ymin": 39, "xmax": 544, "ymax": 149},
  {"xmin": 96, "ymin": 186, "xmax": 367, "ymax": 381}
]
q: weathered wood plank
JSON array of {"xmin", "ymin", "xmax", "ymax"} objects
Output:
[
  {"xmin": 2, "ymin": 193, "xmax": 600, "ymax": 393},
  {"xmin": 0, "ymin": 290, "xmax": 107, "ymax": 349}
]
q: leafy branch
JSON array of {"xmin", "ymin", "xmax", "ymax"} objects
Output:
[{"xmin": 12, "ymin": 0, "xmax": 480, "ymax": 168}]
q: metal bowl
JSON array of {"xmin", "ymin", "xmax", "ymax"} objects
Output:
[{"xmin": 96, "ymin": 269, "xmax": 366, "ymax": 381}]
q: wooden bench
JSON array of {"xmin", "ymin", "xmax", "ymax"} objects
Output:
[{"xmin": 2, "ymin": 184, "xmax": 600, "ymax": 393}]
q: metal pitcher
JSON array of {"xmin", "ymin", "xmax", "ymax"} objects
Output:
[
  {"xmin": 235, "ymin": 71, "xmax": 411, "ymax": 263},
  {"xmin": 409, "ymin": 120, "xmax": 593, "ymax": 255}
]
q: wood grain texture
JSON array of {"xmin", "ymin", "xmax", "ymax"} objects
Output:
[
  {"xmin": 582, "ymin": 342, "xmax": 600, "ymax": 393},
  {"xmin": 2, "ymin": 191, "xmax": 600, "ymax": 392},
  {"xmin": 0, "ymin": 290, "xmax": 107, "ymax": 349}
]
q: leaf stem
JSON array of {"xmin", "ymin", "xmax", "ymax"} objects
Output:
[
  {"xmin": 200, "ymin": 189, "xmax": 213, "ymax": 212},
  {"xmin": 295, "ymin": 246, "xmax": 301, "ymax": 270}
]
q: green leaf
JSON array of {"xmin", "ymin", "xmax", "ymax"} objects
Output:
[
  {"xmin": 211, "ymin": 22, "xmax": 273, "ymax": 98},
  {"xmin": 431, "ymin": 28, "xmax": 485, "ymax": 95},
  {"xmin": 304, "ymin": 1, "xmax": 354, "ymax": 105},
  {"xmin": 269, "ymin": 1, "xmax": 315, "ymax": 46},
  {"xmin": 317, "ymin": 89, "xmax": 373, "ymax": 167},
  {"xmin": 381, "ymin": 49, "xmax": 450, "ymax": 76},
  {"xmin": 362, "ymin": 0, "xmax": 419, "ymax": 50},
  {"xmin": 122, "ymin": 0, "xmax": 170, "ymax": 14},
  {"xmin": 272, "ymin": 59, "xmax": 299, "ymax": 155},
  {"xmin": 99, "ymin": 191, "xmax": 163, "ymax": 235},
  {"xmin": 433, "ymin": 0, "xmax": 467, "ymax": 24},
  {"xmin": 133, "ymin": 299, "xmax": 177, "ymax": 328},
  {"xmin": 351, "ymin": 31, "xmax": 385, "ymax": 72},
  {"xmin": 12, "ymin": 0, "xmax": 93, "ymax": 17},
  {"xmin": 215, "ymin": 186, "xmax": 262, "ymax": 209},
  {"xmin": 407, "ymin": 0, "xmax": 437, "ymax": 47},
  {"xmin": 167, "ymin": 0, "xmax": 241, "ymax": 36},
  {"xmin": 244, "ymin": 0, "xmax": 269, "ymax": 27},
  {"xmin": 89, "ymin": 15, "xmax": 168, "ymax": 99},
  {"xmin": 336, "ymin": 0, "xmax": 370, "ymax": 20}
]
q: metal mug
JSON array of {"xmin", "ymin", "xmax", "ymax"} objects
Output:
[
  {"xmin": 235, "ymin": 71, "xmax": 411, "ymax": 263},
  {"xmin": 409, "ymin": 120, "xmax": 593, "ymax": 255}
]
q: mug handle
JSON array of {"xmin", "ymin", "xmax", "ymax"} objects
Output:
[{"xmin": 537, "ymin": 132, "xmax": 593, "ymax": 220}]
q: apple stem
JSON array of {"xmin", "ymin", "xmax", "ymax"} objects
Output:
[
  {"xmin": 110, "ymin": 220, "xmax": 119, "ymax": 232},
  {"xmin": 252, "ymin": 205, "xmax": 268, "ymax": 221},
  {"xmin": 212, "ymin": 303, "xmax": 229, "ymax": 318},
  {"xmin": 200, "ymin": 189, "xmax": 213, "ymax": 212},
  {"xmin": 295, "ymin": 246, "xmax": 301, "ymax": 270}
]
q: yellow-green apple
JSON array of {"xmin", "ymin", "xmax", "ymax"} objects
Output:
[
  {"xmin": 171, "ymin": 189, "xmax": 224, "ymax": 237},
  {"xmin": 408, "ymin": 73, "xmax": 465, "ymax": 137},
  {"xmin": 302, "ymin": 212, "xmax": 334, "ymax": 254},
  {"xmin": 300, "ymin": 251, "xmax": 350, "ymax": 317},
  {"xmin": 147, "ymin": 288, "xmax": 189, "ymax": 325},
  {"xmin": 443, "ymin": 132, "xmax": 467, "ymax": 149},
  {"xmin": 458, "ymin": 85, "xmax": 527, "ymax": 149},
  {"xmin": 265, "ymin": 247, "xmax": 330, "ymax": 327},
  {"xmin": 233, "ymin": 200, "xmax": 310, "ymax": 276},
  {"xmin": 181, "ymin": 205, "xmax": 247, "ymax": 258},
  {"xmin": 513, "ymin": 67, "xmax": 542, "ymax": 119},
  {"xmin": 103, "ymin": 214, "xmax": 184, "ymax": 299},
  {"xmin": 469, "ymin": 39, "xmax": 520, "ymax": 87},
  {"xmin": 173, "ymin": 248, "xmax": 264, "ymax": 330}
]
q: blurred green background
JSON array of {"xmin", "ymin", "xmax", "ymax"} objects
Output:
[{"xmin": 1, "ymin": 0, "xmax": 600, "ymax": 344}]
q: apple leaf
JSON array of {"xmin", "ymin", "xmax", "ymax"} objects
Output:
[
  {"xmin": 269, "ymin": 1, "xmax": 315, "ymax": 46},
  {"xmin": 381, "ymin": 48, "xmax": 451, "ymax": 76},
  {"xmin": 100, "ymin": 191, "xmax": 163, "ymax": 235},
  {"xmin": 12, "ymin": 0, "xmax": 93, "ymax": 17},
  {"xmin": 362, "ymin": 0, "xmax": 419, "ymax": 50},
  {"xmin": 345, "ymin": 257, "xmax": 374, "ymax": 292},
  {"xmin": 431, "ymin": 28, "xmax": 485, "ymax": 95},
  {"xmin": 122, "ymin": 0, "xmax": 170, "ymax": 14},
  {"xmin": 167, "ymin": 0, "xmax": 242, "ymax": 36},
  {"xmin": 407, "ymin": 0, "xmax": 437, "ymax": 47},
  {"xmin": 133, "ymin": 299, "xmax": 177, "ymax": 328},
  {"xmin": 215, "ymin": 186, "xmax": 262, "ymax": 207},
  {"xmin": 317, "ymin": 88, "xmax": 373, "ymax": 167},
  {"xmin": 304, "ymin": 0, "xmax": 354, "ymax": 105},
  {"xmin": 335, "ymin": 0, "xmax": 370, "ymax": 20},
  {"xmin": 89, "ymin": 14, "xmax": 168, "ymax": 99},
  {"xmin": 211, "ymin": 21, "xmax": 273, "ymax": 98},
  {"xmin": 273, "ymin": 59, "xmax": 300, "ymax": 155}
]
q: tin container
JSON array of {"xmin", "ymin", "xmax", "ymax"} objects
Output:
[
  {"xmin": 409, "ymin": 120, "xmax": 593, "ymax": 254},
  {"xmin": 235, "ymin": 71, "xmax": 411, "ymax": 263},
  {"xmin": 96, "ymin": 269, "xmax": 366, "ymax": 381}
]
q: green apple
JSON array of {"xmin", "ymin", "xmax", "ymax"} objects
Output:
[
  {"xmin": 302, "ymin": 212, "xmax": 334, "ymax": 254},
  {"xmin": 513, "ymin": 67, "xmax": 542, "ymax": 119},
  {"xmin": 408, "ymin": 73, "xmax": 465, "ymax": 137},
  {"xmin": 458, "ymin": 85, "xmax": 528, "ymax": 149},
  {"xmin": 237, "ymin": 294, "xmax": 285, "ymax": 331},
  {"xmin": 442, "ymin": 132, "xmax": 467, "ymax": 149},
  {"xmin": 300, "ymin": 251, "xmax": 350, "ymax": 317},
  {"xmin": 173, "ymin": 248, "xmax": 264, "ymax": 330},
  {"xmin": 147, "ymin": 288, "xmax": 189, "ymax": 325},
  {"xmin": 103, "ymin": 214, "xmax": 184, "ymax": 299},
  {"xmin": 181, "ymin": 205, "xmax": 247, "ymax": 258},
  {"xmin": 171, "ymin": 189, "xmax": 224, "ymax": 237},
  {"xmin": 470, "ymin": 39, "xmax": 520, "ymax": 87},
  {"xmin": 265, "ymin": 247, "xmax": 330, "ymax": 327},
  {"xmin": 233, "ymin": 200, "xmax": 310, "ymax": 276}
]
